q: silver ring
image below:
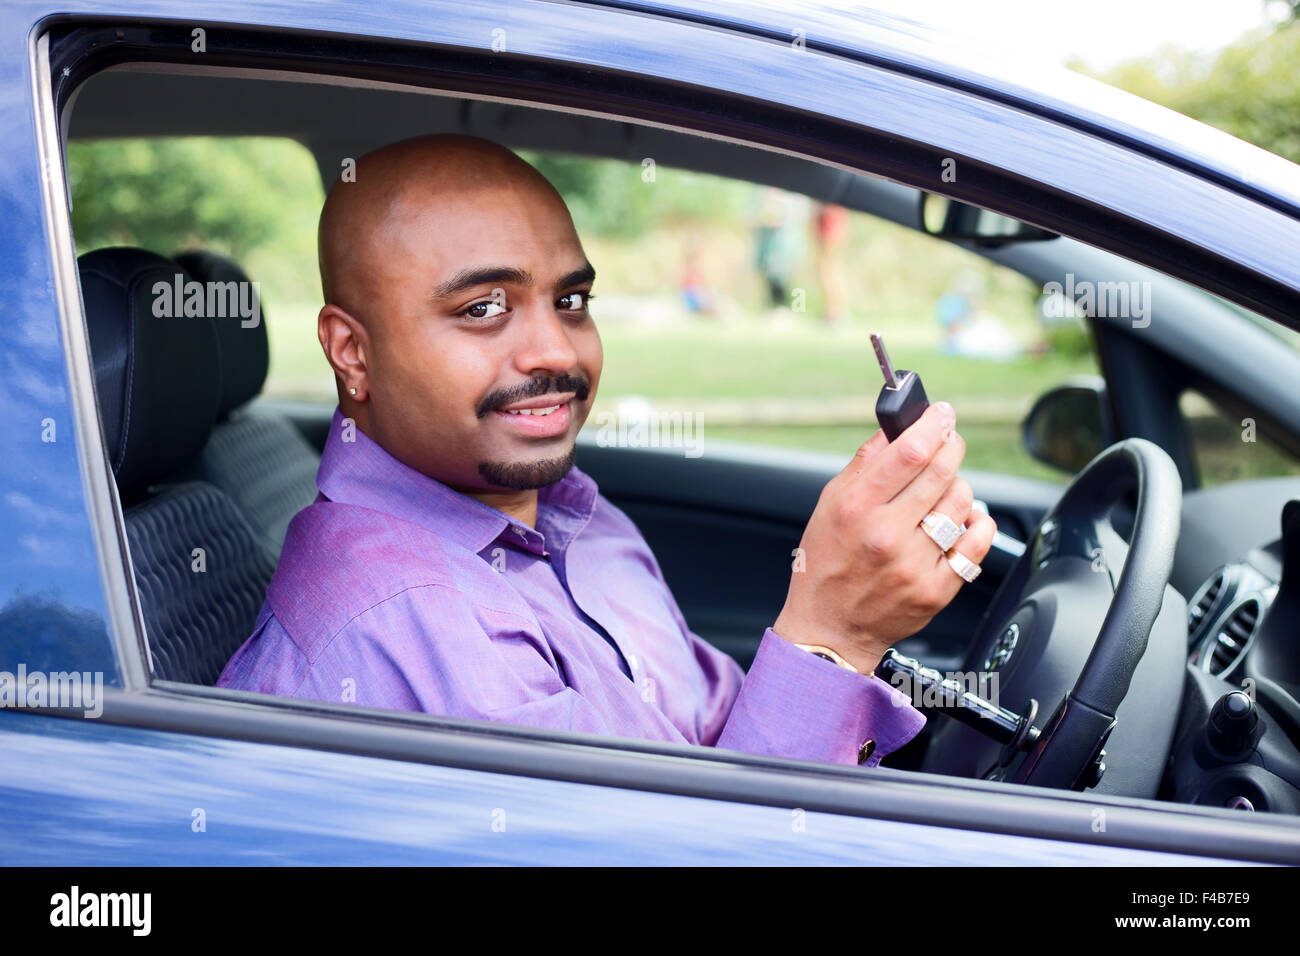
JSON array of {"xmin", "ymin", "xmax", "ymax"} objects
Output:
[
  {"xmin": 920, "ymin": 511, "xmax": 964, "ymax": 551},
  {"xmin": 945, "ymin": 548, "xmax": 981, "ymax": 583}
]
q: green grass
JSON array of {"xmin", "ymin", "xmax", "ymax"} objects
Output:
[
  {"xmin": 265, "ymin": 298, "xmax": 1093, "ymax": 484},
  {"xmin": 260, "ymin": 298, "xmax": 1300, "ymax": 492},
  {"xmin": 592, "ymin": 324, "xmax": 1089, "ymax": 484},
  {"xmin": 592, "ymin": 323, "xmax": 1089, "ymax": 402}
]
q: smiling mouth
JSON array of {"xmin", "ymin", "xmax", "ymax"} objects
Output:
[
  {"xmin": 501, "ymin": 404, "xmax": 564, "ymax": 416},
  {"xmin": 494, "ymin": 391, "xmax": 578, "ymax": 414},
  {"xmin": 490, "ymin": 397, "xmax": 574, "ymax": 437}
]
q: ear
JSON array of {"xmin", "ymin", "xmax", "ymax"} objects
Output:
[{"xmin": 318, "ymin": 304, "xmax": 369, "ymax": 401}]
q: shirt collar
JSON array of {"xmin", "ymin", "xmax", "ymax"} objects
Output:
[{"xmin": 315, "ymin": 407, "xmax": 598, "ymax": 557}]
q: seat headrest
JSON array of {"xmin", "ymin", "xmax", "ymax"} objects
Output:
[
  {"xmin": 173, "ymin": 250, "xmax": 269, "ymax": 418},
  {"xmin": 79, "ymin": 247, "xmax": 221, "ymax": 502}
]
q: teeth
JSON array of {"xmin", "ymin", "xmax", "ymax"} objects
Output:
[{"xmin": 504, "ymin": 404, "xmax": 561, "ymax": 416}]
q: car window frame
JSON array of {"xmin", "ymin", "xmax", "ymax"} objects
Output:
[{"xmin": 29, "ymin": 13, "xmax": 1300, "ymax": 862}]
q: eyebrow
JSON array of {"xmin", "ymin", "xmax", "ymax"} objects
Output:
[
  {"xmin": 430, "ymin": 266, "xmax": 532, "ymax": 301},
  {"xmin": 429, "ymin": 261, "xmax": 596, "ymax": 301},
  {"xmin": 556, "ymin": 263, "xmax": 597, "ymax": 289}
]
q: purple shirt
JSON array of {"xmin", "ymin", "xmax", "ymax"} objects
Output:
[{"xmin": 217, "ymin": 408, "xmax": 926, "ymax": 767}]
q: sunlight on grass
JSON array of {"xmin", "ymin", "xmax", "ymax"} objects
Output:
[{"xmin": 264, "ymin": 295, "xmax": 1096, "ymax": 486}]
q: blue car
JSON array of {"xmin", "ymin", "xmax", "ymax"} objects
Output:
[{"xmin": 4, "ymin": 0, "xmax": 1300, "ymax": 866}]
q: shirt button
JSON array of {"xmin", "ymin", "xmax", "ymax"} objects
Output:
[
  {"xmin": 511, "ymin": 525, "xmax": 527, "ymax": 539},
  {"xmin": 857, "ymin": 739, "xmax": 876, "ymax": 765}
]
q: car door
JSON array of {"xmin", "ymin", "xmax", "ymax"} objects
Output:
[{"xmin": 6, "ymin": 0, "xmax": 1300, "ymax": 865}]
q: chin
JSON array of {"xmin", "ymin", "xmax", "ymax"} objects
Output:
[{"xmin": 477, "ymin": 444, "xmax": 576, "ymax": 490}]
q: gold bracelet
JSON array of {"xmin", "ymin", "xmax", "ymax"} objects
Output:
[{"xmin": 793, "ymin": 643, "xmax": 860, "ymax": 673}]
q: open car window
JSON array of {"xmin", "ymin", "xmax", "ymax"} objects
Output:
[{"xmin": 58, "ymin": 68, "xmax": 1096, "ymax": 746}]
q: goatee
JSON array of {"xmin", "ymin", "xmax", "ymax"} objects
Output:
[{"xmin": 478, "ymin": 445, "xmax": 577, "ymax": 490}]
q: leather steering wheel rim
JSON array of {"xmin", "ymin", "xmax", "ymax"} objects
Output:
[{"xmin": 982, "ymin": 437, "xmax": 1182, "ymax": 789}]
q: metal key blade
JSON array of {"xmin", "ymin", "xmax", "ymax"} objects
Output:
[{"xmin": 870, "ymin": 332, "xmax": 900, "ymax": 389}]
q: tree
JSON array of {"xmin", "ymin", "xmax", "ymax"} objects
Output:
[{"xmin": 1090, "ymin": 17, "xmax": 1300, "ymax": 164}]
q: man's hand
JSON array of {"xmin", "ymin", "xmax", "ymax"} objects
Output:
[{"xmin": 773, "ymin": 401, "xmax": 996, "ymax": 674}]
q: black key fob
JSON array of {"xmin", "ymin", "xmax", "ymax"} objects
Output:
[
  {"xmin": 871, "ymin": 333, "xmax": 930, "ymax": 442},
  {"xmin": 876, "ymin": 369, "xmax": 929, "ymax": 442}
]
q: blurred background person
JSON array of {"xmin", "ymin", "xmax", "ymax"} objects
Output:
[
  {"xmin": 752, "ymin": 186, "xmax": 808, "ymax": 325},
  {"xmin": 936, "ymin": 270, "xmax": 1021, "ymax": 360},
  {"xmin": 679, "ymin": 241, "xmax": 718, "ymax": 317},
  {"xmin": 813, "ymin": 201, "xmax": 849, "ymax": 327}
]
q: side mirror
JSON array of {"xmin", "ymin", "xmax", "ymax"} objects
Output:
[
  {"xmin": 919, "ymin": 192, "xmax": 1057, "ymax": 246},
  {"xmin": 1022, "ymin": 377, "xmax": 1113, "ymax": 473}
]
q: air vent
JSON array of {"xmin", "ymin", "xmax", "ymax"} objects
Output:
[
  {"xmin": 1201, "ymin": 598, "xmax": 1260, "ymax": 677},
  {"xmin": 1188, "ymin": 571, "xmax": 1224, "ymax": 635}
]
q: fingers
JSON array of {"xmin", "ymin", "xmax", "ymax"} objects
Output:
[
  {"xmin": 890, "ymin": 430, "xmax": 967, "ymax": 521},
  {"xmin": 920, "ymin": 473, "xmax": 975, "ymax": 537},
  {"xmin": 908, "ymin": 508, "xmax": 998, "ymax": 610},
  {"xmin": 856, "ymin": 403, "xmax": 956, "ymax": 502},
  {"xmin": 939, "ymin": 508, "xmax": 997, "ymax": 578}
]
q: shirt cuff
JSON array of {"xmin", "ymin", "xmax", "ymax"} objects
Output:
[{"xmin": 717, "ymin": 627, "xmax": 927, "ymax": 767}]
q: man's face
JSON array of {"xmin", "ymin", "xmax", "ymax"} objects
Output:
[{"xmin": 354, "ymin": 174, "xmax": 602, "ymax": 492}]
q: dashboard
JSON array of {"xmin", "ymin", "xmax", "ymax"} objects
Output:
[{"xmin": 1162, "ymin": 479, "xmax": 1300, "ymax": 813}]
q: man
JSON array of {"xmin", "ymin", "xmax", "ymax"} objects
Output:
[{"xmin": 217, "ymin": 134, "xmax": 996, "ymax": 768}]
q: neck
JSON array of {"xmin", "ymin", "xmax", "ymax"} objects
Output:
[{"xmin": 460, "ymin": 487, "xmax": 539, "ymax": 528}]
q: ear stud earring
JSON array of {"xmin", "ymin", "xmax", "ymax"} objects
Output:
[{"xmin": 349, "ymin": 387, "xmax": 357, "ymax": 395}]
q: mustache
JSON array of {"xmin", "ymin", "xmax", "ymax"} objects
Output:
[{"xmin": 477, "ymin": 373, "xmax": 591, "ymax": 418}]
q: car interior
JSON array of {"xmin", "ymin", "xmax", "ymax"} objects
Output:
[{"xmin": 59, "ymin": 59, "xmax": 1300, "ymax": 814}]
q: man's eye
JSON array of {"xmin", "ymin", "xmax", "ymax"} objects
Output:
[
  {"xmin": 463, "ymin": 299, "xmax": 507, "ymax": 320},
  {"xmin": 557, "ymin": 291, "xmax": 591, "ymax": 312}
]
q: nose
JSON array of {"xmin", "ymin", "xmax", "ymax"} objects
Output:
[{"xmin": 512, "ymin": 296, "xmax": 581, "ymax": 376}]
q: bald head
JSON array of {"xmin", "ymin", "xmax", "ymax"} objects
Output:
[
  {"xmin": 313, "ymin": 132, "xmax": 601, "ymax": 507},
  {"xmin": 318, "ymin": 134, "xmax": 571, "ymax": 316}
]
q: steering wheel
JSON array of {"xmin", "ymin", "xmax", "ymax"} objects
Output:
[{"xmin": 919, "ymin": 438, "xmax": 1184, "ymax": 791}]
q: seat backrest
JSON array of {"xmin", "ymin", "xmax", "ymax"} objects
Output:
[
  {"xmin": 80, "ymin": 246, "xmax": 276, "ymax": 684},
  {"xmin": 124, "ymin": 482, "xmax": 276, "ymax": 684},
  {"xmin": 173, "ymin": 249, "xmax": 321, "ymax": 560}
]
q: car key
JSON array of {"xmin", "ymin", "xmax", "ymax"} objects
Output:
[{"xmin": 871, "ymin": 332, "xmax": 930, "ymax": 441}]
